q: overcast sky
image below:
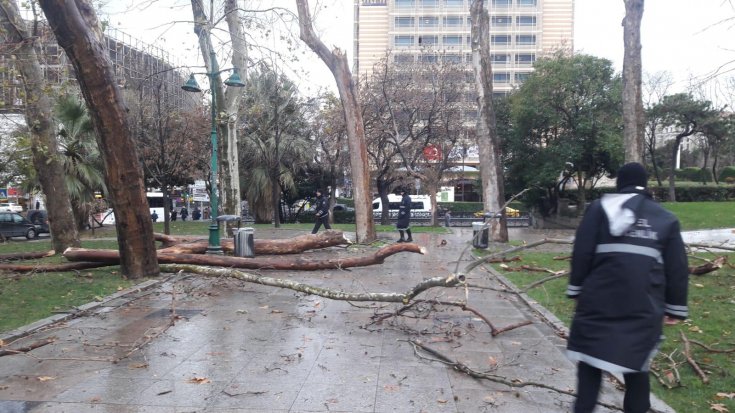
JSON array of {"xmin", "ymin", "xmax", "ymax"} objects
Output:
[{"xmin": 104, "ymin": 0, "xmax": 735, "ymax": 98}]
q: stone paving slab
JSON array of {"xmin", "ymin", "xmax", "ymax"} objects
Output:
[{"xmin": 0, "ymin": 227, "xmax": 673, "ymax": 412}]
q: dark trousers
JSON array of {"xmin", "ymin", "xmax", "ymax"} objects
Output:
[
  {"xmin": 574, "ymin": 362, "xmax": 650, "ymax": 413},
  {"xmin": 311, "ymin": 215, "xmax": 331, "ymax": 234}
]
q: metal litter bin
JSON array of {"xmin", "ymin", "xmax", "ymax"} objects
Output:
[
  {"xmin": 234, "ymin": 227, "xmax": 255, "ymax": 257},
  {"xmin": 472, "ymin": 222, "xmax": 488, "ymax": 249}
]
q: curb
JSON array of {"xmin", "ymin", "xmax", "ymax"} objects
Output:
[{"xmin": 1, "ymin": 276, "xmax": 173, "ymax": 344}]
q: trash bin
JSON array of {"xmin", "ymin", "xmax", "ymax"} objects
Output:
[
  {"xmin": 234, "ymin": 227, "xmax": 255, "ymax": 257},
  {"xmin": 472, "ymin": 222, "xmax": 488, "ymax": 249}
]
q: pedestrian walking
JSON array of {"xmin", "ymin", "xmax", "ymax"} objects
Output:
[
  {"xmin": 566, "ymin": 162, "xmax": 689, "ymax": 413},
  {"xmin": 311, "ymin": 189, "xmax": 331, "ymax": 234},
  {"xmin": 151, "ymin": 211, "xmax": 158, "ymax": 222},
  {"xmin": 192, "ymin": 207, "xmax": 201, "ymax": 221},
  {"xmin": 171, "ymin": 208, "xmax": 177, "ymax": 221},
  {"xmin": 180, "ymin": 206, "xmax": 188, "ymax": 221},
  {"xmin": 396, "ymin": 189, "xmax": 413, "ymax": 242}
]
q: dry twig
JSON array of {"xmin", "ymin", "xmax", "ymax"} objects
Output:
[{"xmin": 680, "ymin": 331, "xmax": 709, "ymax": 384}]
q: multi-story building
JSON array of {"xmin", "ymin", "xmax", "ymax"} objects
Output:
[{"xmin": 353, "ymin": 0, "xmax": 574, "ymax": 95}]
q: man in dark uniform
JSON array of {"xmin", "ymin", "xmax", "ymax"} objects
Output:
[
  {"xmin": 396, "ymin": 189, "xmax": 413, "ymax": 243},
  {"xmin": 311, "ymin": 189, "xmax": 331, "ymax": 234},
  {"xmin": 566, "ymin": 162, "xmax": 689, "ymax": 413}
]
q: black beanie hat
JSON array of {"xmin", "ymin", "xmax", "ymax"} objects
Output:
[{"xmin": 616, "ymin": 162, "xmax": 648, "ymax": 191}]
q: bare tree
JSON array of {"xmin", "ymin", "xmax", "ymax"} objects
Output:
[
  {"xmin": 0, "ymin": 0, "xmax": 80, "ymax": 253},
  {"xmin": 37, "ymin": 0, "xmax": 158, "ymax": 278},
  {"xmin": 189, "ymin": 0, "xmax": 247, "ymax": 226},
  {"xmin": 622, "ymin": 0, "xmax": 645, "ymax": 163},
  {"xmin": 643, "ymin": 71, "xmax": 673, "ymax": 185},
  {"xmin": 296, "ymin": 0, "xmax": 376, "ymax": 243},
  {"xmin": 470, "ymin": 0, "xmax": 507, "ymax": 242}
]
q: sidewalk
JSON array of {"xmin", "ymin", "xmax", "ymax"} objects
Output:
[{"xmin": 0, "ymin": 228, "xmax": 670, "ymax": 412}]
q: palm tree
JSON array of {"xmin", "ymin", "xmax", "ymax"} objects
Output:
[
  {"xmin": 54, "ymin": 95, "xmax": 107, "ymax": 229},
  {"xmin": 239, "ymin": 64, "xmax": 313, "ymax": 226}
]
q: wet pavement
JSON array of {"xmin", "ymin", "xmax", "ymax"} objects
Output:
[{"xmin": 0, "ymin": 227, "xmax": 672, "ymax": 413}]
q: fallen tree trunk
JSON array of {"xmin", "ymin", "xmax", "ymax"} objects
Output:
[
  {"xmin": 159, "ymin": 264, "xmax": 463, "ymax": 303},
  {"xmin": 158, "ymin": 230, "xmax": 350, "ymax": 255},
  {"xmin": 688, "ymin": 256, "xmax": 726, "ymax": 276},
  {"xmin": 64, "ymin": 243, "xmax": 425, "ymax": 271},
  {"xmin": 0, "ymin": 261, "xmax": 113, "ymax": 273},
  {"xmin": 0, "ymin": 250, "xmax": 55, "ymax": 262}
]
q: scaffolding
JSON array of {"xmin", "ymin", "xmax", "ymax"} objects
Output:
[{"xmin": 0, "ymin": 23, "xmax": 198, "ymax": 114}]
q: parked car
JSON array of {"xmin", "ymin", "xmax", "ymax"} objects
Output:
[
  {"xmin": 332, "ymin": 203, "xmax": 354, "ymax": 212},
  {"xmin": 0, "ymin": 202, "xmax": 23, "ymax": 213},
  {"xmin": 26, "ymin": 210, "xmax": 49, "ymax": 234},
  {"xmin": 0, "ymin": 211, "xmax": 38, "ymax": 239}
]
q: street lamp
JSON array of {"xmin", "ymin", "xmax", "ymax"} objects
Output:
[{"xmin": 182, "ymin": 51, "xmax": 245, "ymax": 254}]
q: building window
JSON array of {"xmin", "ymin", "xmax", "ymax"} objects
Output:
[
  {"xmin": 515, "ymin": 53, "xmax": 535, "ymax": 64},
  {"xmin": 420, "ymin": 0, "xmax": 439, "ymax": 7},
  {"xmin": 420, "ymin": 54, "xmax": 439, "ymax": 63},
  {"xmin": 514, "ymin": 72, "xmax": 531, "ymax": 83},
  {"xmin": 419, "ymin": 35, "xmax": 439, "ymax": 45},
  {"xmin": 491, "ymin": 35, "xmax": 511, "ymax": 46},
  {"xmin": 517, "ymin": 16, "xmax": 536, "ymax": 26},
  {"xmin": 516, "ymin": 35, "xmax": 536, "ymax": 45},
  {"xmin": 492, "ymin": 0, "xmax": 512, "ymax": 7},
  {"xmin": 394, "ymin": 54, "xmax": 415, "ymax": 64},
  {"xmin": 444, "ymin": 16, "xmax": 463, "ymax": 27},
  {"xmin": 517, "ymin": 0, "xmax": 537, "ymax": 6},
  {"xmin": 443, "ymin": 54, "xmax": 462, "ymax": 63},
  {"xmin": 491, "ymin": 16, "xmax": 512, "ymax": 27},
  {"xmin": 443, "ymin": 35, "xmax": 462, "ymax": 46},
  {"xmin": 395, "ymin": 0, "xmax": 414, "ymax": 7},
  {"xmin": 395, "ymin": 35, "xmax": 415, "ymax": 47},
  {"xmin": 493, "ymin": 91, "xmax": 509, "ymax": 99},
  {"xmin": 491, "ymin": 53, "xmax": 510, "ymax": 63},
  {"xmin": 445, "ymin": 0, "xmax": 463, "ymax": 7},
  {"xmin": 419, "ymin": 16, "xmax": 439, "ymax": 27},
  {"xmin": 395, "ymin": 17, "xmax": 415, "ymax": 28},
  {"xmin": 493, "ymin": 72, "xmax": 511, "ymax": 83}
]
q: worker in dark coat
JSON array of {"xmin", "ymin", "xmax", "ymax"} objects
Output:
[
  {"xmin": 566, "ymin": 162, "xmax": 689, "ymax": 413},
  {"xmin": 396, "ymin": 189, "xmax": 413, "ymax": 242},
  {"xmin": 311, "ymin": 189, "xmax": 331, "ymax": 234}
]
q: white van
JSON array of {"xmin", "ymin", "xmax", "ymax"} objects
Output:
[{"xmin": 372, "ymin": 194, "xmax": 432, "ymax": 217}]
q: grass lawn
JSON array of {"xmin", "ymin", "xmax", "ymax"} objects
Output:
[
  {"xmin": 490, "ymin": 251, "xmax": 735, "ymax": 413},
  {"xmin": 661, "ymin": 201, "xmax": 735, "ymax": 230}
]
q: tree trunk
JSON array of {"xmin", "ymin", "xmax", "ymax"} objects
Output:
[
  {"xmin": 470, "ymin": 0, "xmax": 507, "ymax": 242},
  {"xmin": 377, "ymin": 179, "xmax": 391, "ymax": 225},
  {"xmin": 64, "ymin": 243, "xmax": 425, "ymax": 271},
  {"xmin": 38, "ymin": 0, "xmax": 159, "ymax": 278},
  {"xmin": 190, "ymin": 0, "xmax": 246, "ymax": 235},
  {"xmin": 0, "ymin": 0, "xmax": 80, "ymax": 254},
  {"xmin": 296, "ymin": 0, "xmax": 376, "ymax": 243},
  {"xmin": 159, "ymin": 230, "xmax": 350, "ymax": 255},
  {"xmin": 271, "ymin": 176, "xmax": 281, "ymax": 227},
  {"xmin": 622, "ymin": 0, "xmax": 645, "ymax": 163}
]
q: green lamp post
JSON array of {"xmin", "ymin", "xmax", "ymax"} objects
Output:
[{"xmin": 182, "ymin": 51, "xmax": 245, "ymax": 254}]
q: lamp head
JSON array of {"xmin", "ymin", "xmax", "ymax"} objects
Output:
[
  {"xmin": 181, "ymin": 74, "xmax": 202, "ymax": 93},
  {"xmin": 224, "ymin": 68, "xmax": 246, "ymax": 88}
]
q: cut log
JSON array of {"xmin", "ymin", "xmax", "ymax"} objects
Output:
[
  {"xmin": 64, "ymin": 243, "xmax": 425, "ymax": 271},
  {"xmin": 0, "ymin": 250, "xmax": 55, "ymax": 262},
  {"xmin": 153, "ymin": 233, "xmax": 205, "ymax": 248},
  {"xmin": 158, "ymin": 230, "xmax": 350, "ymax": 255},
  {"xmin": 0, "ymin": 262, "xmax": 112, "ymax": 273}
]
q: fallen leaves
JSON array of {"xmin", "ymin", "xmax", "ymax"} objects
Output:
[
  {"xmin": 710, "ymin": 403, "xmax": 729, "ymax": 412},
  {"xmin": 716, "ymin": 393, "xmax": 735, "ymax": 399},
  {"xmin": 37, "ymin": 376, "xmax": 55, "ymax": 382},
  {"xmin": 187, "ymin": 377, "xmax": 211, "ymax": 384}
]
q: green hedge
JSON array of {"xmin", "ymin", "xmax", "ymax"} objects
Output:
[
  {"xmin": 675, "ymin": 167, "xmax": 713, "ymax": 183},
  {"xmin": 562, "ymin": 185, "xmax": 735, "ymax": 203},
  {"xmin": 719, "ymin": 166, "xmax": 735, "ymax": 183},
  {"xmin": 438, "ymin": 201, "xmax": 482, "ymax": 213}
]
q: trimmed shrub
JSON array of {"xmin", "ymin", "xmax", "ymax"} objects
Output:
[
  {"xmin": 675, "ymin": 167, "xmax": 713, "ymax": 183},
  {"xmin": 438, "ymin": 201, "xmax": 483, "ymax": 213},
  {"xmin": 719, "ymin": 166, "xmax": 735, "ymax": 182}
]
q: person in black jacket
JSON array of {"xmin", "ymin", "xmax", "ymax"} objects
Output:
[
  {"xmin": 311, "ymin": 189, "xmax": 331, "ymax": 234},
  {"xmin": 396, "ymin": 189, "xmax": 413, "ymax": 242},
  {"xmin": 566, "ymin": 163, "xmax": 689, "ymax": 413}
]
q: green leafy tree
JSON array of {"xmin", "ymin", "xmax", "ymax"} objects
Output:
[
  {"xmin": 238, "ymin": 64, "xmax": 313, "ymax": 226},
  {"xmin": 507, "ymin": 53, "xmax": 624, "ymax": 215},
  {"xmin": 652, "ymin": 93, "xmax": 717, "ymax": 201}
]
